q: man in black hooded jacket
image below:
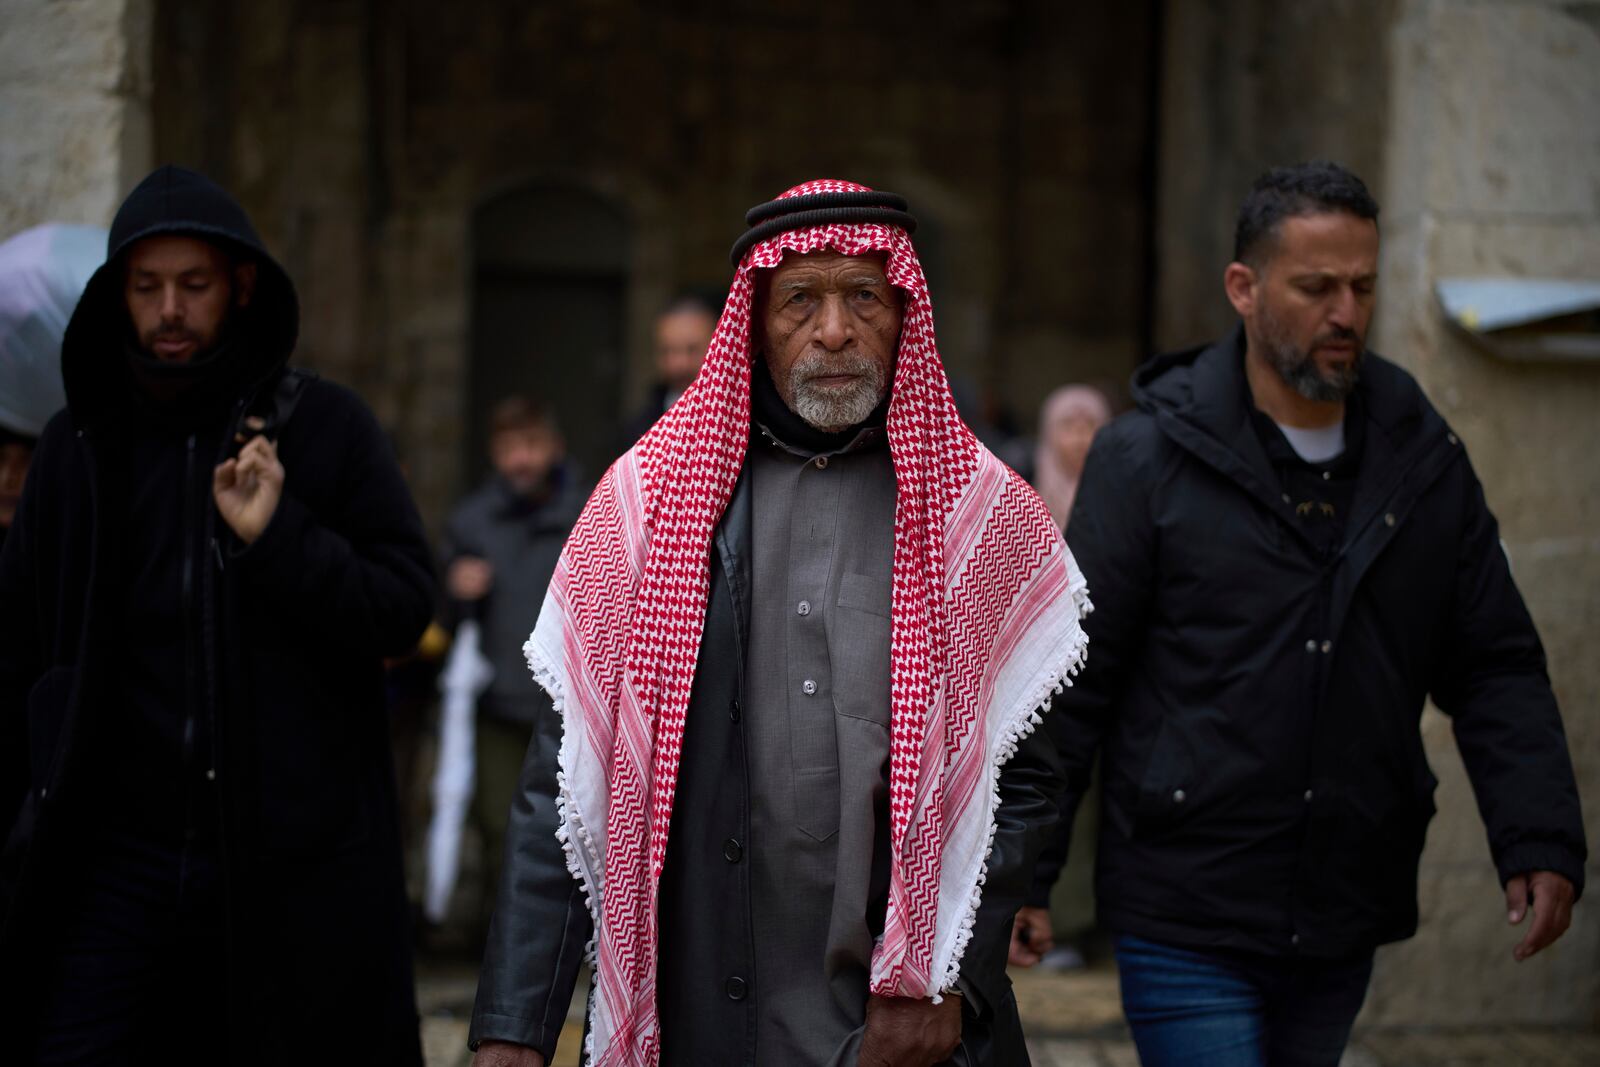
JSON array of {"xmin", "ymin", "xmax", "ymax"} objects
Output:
[
  {"xmin": 1026, "ymin": 162, "xmax": 1586, "ymax": 1067},
  {"xmin": 0, "ymin": 166, "xmax": 434, "ymax": 1064}
]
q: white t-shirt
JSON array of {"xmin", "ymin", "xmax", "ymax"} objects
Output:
[{"xmin": 1275, "ymin": 420, "xmax": 1346, "ymax": 464}]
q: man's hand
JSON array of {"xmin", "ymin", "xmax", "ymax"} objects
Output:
[
  {"xmin": 449, "ymin": 556, "xmax": 495, "ymax": 601},
  {"xmin": 213, "ymin": 427, "xmax": 284, "ymax": 545},
  {"xmin": 1506, "ymin": 870, "xmax": 1576, "ymax": 962},
  {"xmin": 858, "ymin": 993, "xmax": 961, "ymax": 1066},
  {"xmin": 1009, "ymin": 905, "xmax": 1054, "ymax": 967},
  {"xmin": 471, "ymin": 1040, "xmax": 544, "ymax": 1067}
]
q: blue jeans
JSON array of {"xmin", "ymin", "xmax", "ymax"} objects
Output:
[{"xmin": 1114, "ymin": 935, "xmax": 1374, "ymax": 1067}]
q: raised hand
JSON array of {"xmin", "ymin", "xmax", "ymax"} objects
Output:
[{"xmin": 213, "ymin": 421, "xmax": 285, "ymax": 545}]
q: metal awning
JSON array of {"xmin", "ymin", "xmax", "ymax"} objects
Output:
[{"xmin": 1435, "ymin": 277, "xmax": 1600, "ymax": 361}]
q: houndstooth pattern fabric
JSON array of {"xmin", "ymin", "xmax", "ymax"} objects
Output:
[{"xmin": 523, "ymin": 179, "xmax": 1092, "ymax": 1067}]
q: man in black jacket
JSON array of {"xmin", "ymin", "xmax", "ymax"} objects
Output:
[
  {"xmin": 1027, "ymin": 161, "xmax": 1586, "ymax": 1066},
  {"xmin": 440, "ymin": 396, "xmax": 583, "ymax": 918},
  {"xmin": 0, "ymin": 166, "xmax": 434, "ymax": 1064}
]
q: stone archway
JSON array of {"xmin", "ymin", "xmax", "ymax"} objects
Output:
[{"xmin": 468, "ymin": 181, "xmax": 631, "ymax": 487}]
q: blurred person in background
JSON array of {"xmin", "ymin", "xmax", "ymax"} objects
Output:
[
  {"xmin": 617, "ymin": 292, "xmax": 720, "ymax": 452},
  {"xmin": 430, "ymin": 397, "xmax": 584, "ymax": 929},
  {"xmin": 1030, "ymin": 385, "xmax": 1113, "ymax": 531},
  {"xmin": 1034, "ymin": 160, "xmax": 1585, "ymax": 1067},
  {"xmin": 1011, "ymin": 383, "xmax": 1114, "ymax": 973},
  {"xmin": 0, "ymin": 166, "xmax": 434, "ymax": 1065}
]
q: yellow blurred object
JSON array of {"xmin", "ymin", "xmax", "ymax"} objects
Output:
[{"xmin": 418, "ymin": 621, "xmax": 451, "ymax": 661}]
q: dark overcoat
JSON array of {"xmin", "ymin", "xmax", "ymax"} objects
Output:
[{"xmin": 0, "ymin": 166, "xmax": 434, "ymax": 1063}]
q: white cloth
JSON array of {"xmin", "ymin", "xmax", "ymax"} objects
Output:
[{"xmin": 424, "ymin": 620, "xmax": 494, "ymax": 923}]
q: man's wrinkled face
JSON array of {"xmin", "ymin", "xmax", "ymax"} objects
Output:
[
  {"xmin": 654, "ymin": 308, "xmax": 716, "ymax": 393},
  {"xmin": 758, "ymin": 250, "xmax": 903, "ymax": 432},
  {"xmin": 124, "ymin": 235, "xmax": 256, "ymax": 363},
  {"xmin": 1239, "ymin": 212, "xmax": 1378, "ymax": 403},
  {"xmin": 490, "ymin": 426, "xmax": 562, "ymax": 497},
  {"xmin": 0, "ymin": 441, "xmax": 32, "ymax": 528}
]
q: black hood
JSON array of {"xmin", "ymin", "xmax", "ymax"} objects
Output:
[{"xmin": 60, "ymin": 165, "xmax": 299, "ymax": 426}]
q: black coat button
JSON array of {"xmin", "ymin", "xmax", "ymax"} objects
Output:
[
  {"xmin": 729, "ymin": 699, "xmax": 741, "ymax": 722},
  {"xmin": 725, "ymin": 976, "xmax": 748, "ymax": 1001},
  {"xmin": 723, "ymin": 838, "xmax": 743, "ymax": 863}
]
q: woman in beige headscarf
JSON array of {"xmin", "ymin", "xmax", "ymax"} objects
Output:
[
  {"xmin": 1011, "ymin": 382, "xmax": 1114, "ymax": 972},
  {"xmin": 1033, "ymin": 384, "xmax": 1113, "ymax": 530}
]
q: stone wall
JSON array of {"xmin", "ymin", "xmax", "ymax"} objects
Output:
[
  {"xmin": 1361, "ymin": 0, "xmax": 1600, "ymax": 1029},
  {"xmin": 0, "ymin": 0, "xmax": 153, "ymax": 232}
]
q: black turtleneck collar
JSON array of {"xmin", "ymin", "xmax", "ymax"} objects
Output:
[
  {"xmin": 750, "ymin": 357, "xmax": 889, "ymax": 457},
  {"xmin": 122, "ymin": 330, "xmax": 258, "ymax": 434}
]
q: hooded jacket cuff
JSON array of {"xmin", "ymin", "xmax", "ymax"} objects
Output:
[{"xmin": 1495, "ymin": 843, "xmax": 1587, "ymax": 901}]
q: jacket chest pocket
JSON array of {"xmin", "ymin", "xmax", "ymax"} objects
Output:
[{"xmin": 830, "ymin": 572, "xmax": 892, "ymax": 727}]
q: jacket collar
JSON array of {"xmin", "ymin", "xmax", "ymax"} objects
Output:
[{"xmin": 1134, "ymin": 322, "xmax": 1462, "ymax": 554}]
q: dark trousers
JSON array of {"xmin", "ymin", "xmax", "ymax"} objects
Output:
[
  {"xmin": 473, "ymin": 712, "xmax": 537, "ymax": 914},
  {"xmin": 31, "ymin": 828, "xmax": 226, "ymax": 1066},
  {"xmin": 1114, "ymin": 934, "xmax": 1374, "ymax": 1067}
]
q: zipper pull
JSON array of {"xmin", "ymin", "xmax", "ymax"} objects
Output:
[{"xmin": 212, "ymin": 537, "xmax": 226, "ymax": 572}]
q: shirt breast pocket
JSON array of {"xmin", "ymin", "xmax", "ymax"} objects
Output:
[{"xmin": 831, "ymin": 572, "xmax": 892, "ymax": 727}]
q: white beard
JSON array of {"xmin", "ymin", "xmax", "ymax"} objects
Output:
[{"xmin": 788, "ymin": 351, "xmax": 888, "ymax": 431}]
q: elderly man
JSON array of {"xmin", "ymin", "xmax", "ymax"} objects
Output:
[
  {"xmin": 0, "ymin": 166, "xmax": 433, "ymax": 1063},
  {"xmin": 471, "ymin": 181, "xmax": 1091, "ymax": 1067},
  {"xmin": 1027, "ymin": 161, "xmax": 1586, "ymax": 1066}
]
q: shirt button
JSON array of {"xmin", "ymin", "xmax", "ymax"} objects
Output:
[
  {"xmin": 1384, "ymin": 513, "xmax": 1396, "ymax": 527},
  {"xmin": 206, "ymin": 768, "xmax": 216, "ymax": 781},
  {"xmin": 797, "ymin": 600, "xmax": 811, "ymax": 616},
  {"xmin": 1304, "ymin": 789, "xmax": 1314, "ymax": 802},
  {"xmin": 815, "ymin": 455, "xmax": 829, "ymax": 470},
  {"xmin": 802, "ymin": 679, "xmax": 817, "ymax": 695},
  {"xmin": 1304, "ymin": 639, "xmax": 1318, "ymax": 654},
  {"xmin": 1322, "ymin": 470, "xmax": 1332, "ymax": 481},
  {"xmin": 1172, "ymin": 788, "xmax": 1187, "ymax": 803},
  {"xmin": 1447, "ymin": 432, "xmax": 1459, "ymax": 446},
  {"xmin": 725, "ymin": 976, "xmax": 748, "ymax": 1001},
  {"xmin": 729, "ymin": 699, "xmax": 741, "ymax": 722},
  {"xmin": 723, "ymin": 838, "xmax": 743, "ymax": 863},
  {"xmin": 1320, "ymin": 640, "xmax": 1332, "ymax": 654},
  {"xmin": 1291, "ymin": 933, "xmax": 1301, "ymax": 947},
  {"xmin": 1282, "ymin": 493, "xmax": 1292, "ymax": 505}
]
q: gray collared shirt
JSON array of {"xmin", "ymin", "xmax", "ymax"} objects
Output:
[{"xmin": 744, "ymin": 420, "xmax": 898, "ymax": 1064}]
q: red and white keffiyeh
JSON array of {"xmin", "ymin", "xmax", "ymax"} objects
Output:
[{"xmin": 524, "ymin": 179, "xmax": 1091, "ymax": 1066}]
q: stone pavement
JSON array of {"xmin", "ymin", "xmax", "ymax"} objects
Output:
[{"xmin": 416, "ymin": 958, "xmax": 1600, "ymax": 1066}]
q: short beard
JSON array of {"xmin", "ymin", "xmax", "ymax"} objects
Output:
[
  {"xmin": 1259, "ymin": 305, "xmax": 1361, "ymax": 404},
  {"xmin": 786, "ymin": 351, "xmax": 889, "ymax": 432}
]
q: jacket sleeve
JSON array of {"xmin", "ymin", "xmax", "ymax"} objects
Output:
[
  {"xmin": 1429, "ymin": 460, "xmax": 1587, "ymax": 896},
  {"xmin": 1028, "ymin": 423, "xmax": 1160, "ymax": 905},
  {"xmin": 469, "ymin": 720, "xmax": 591, "ymax": 1060},
  {"xmin": 954, "ymin": 718, "xmax": 1064, "ymax": 1018},
  {"xmin": 228, "ymin": 386, "xmax": 436, "ymax": 659}
]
